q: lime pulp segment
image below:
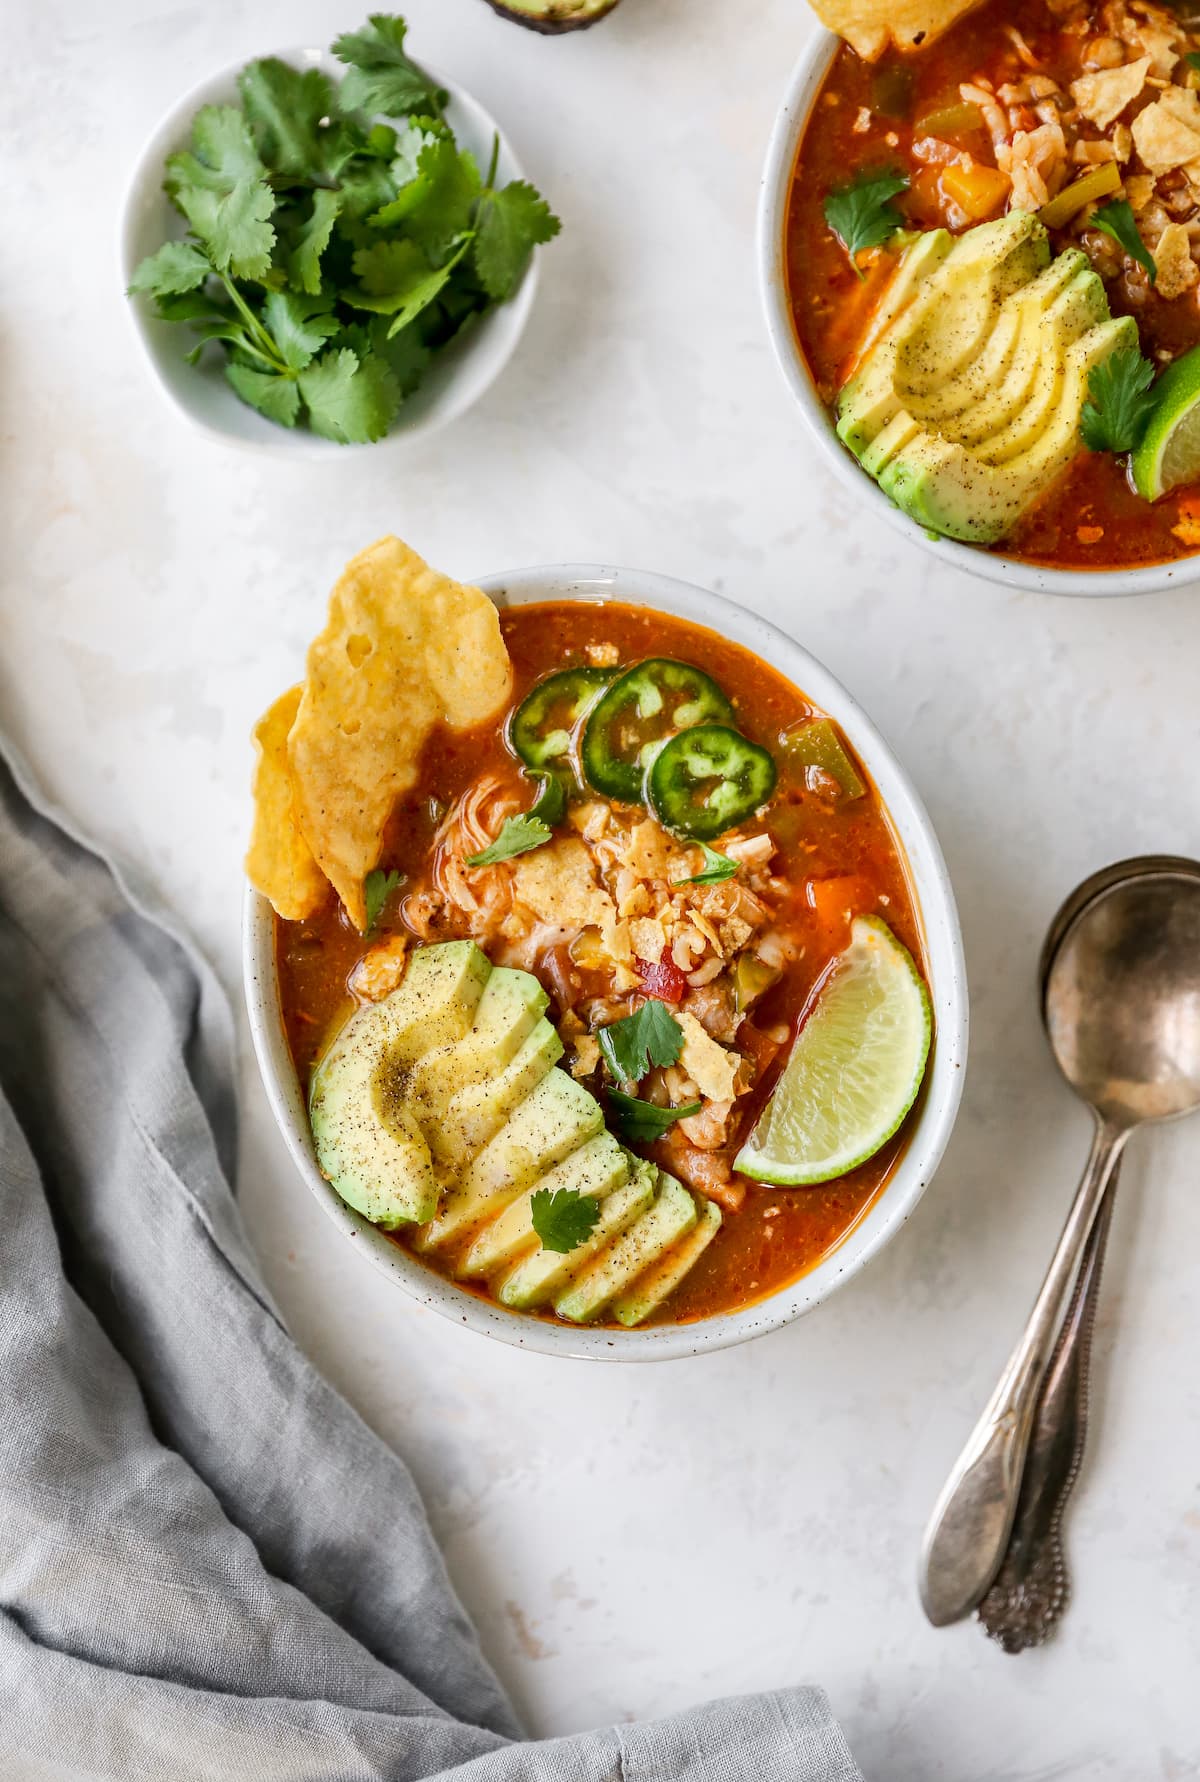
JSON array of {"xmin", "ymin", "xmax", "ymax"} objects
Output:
[
  {"xmin": 1132, "ymin": 343, "xmax": 1200, "ymax": 501},
  {"xmin": 733, "ymin": 916, "xmax": 931, "ymax": 1188}
]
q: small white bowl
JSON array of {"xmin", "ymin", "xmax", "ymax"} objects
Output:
[
  {"xmin": 758, "ymin": 29, "xmax": 1200, "ymax": 598},
  {"xmin": 244, "ymin": 563, "xmax": 968, "ymax": 1361},
  {"xmin": 120, "ymin": 48, "xmax": 538, "ymax": 457}
]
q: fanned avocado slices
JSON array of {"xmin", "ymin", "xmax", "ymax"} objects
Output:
[{"xmin": 484, "ymin": 0, "xmax": 621, "ymax": 32}]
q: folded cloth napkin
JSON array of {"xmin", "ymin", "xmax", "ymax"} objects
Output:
[{"xmin": 0, "ymin": 737, "xmax": 864, "ymax": 1782}]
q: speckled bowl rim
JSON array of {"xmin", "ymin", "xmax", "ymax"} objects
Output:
[
  {"xmin": 757, "ymin": 28, "xmax": 1200, "ymax": 599},
  {"xmin": 243, "ymin": 563, "xmax": 969, "ymax": 1360}
]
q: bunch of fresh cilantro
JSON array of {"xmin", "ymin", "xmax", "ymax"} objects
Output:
[{"xmin": 128, "ymin": 16, "xmax": 560, "ymax": 442}]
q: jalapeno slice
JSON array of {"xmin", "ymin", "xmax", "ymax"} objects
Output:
[
  {"xmin": 646, "ymin": 724, "xmax": 777, "ymax": 841},
  {"xmin": 580, "ymin": 659, "xmax": 735, "ymax": 803},
  {"xmin": 509, "ymin": 667, "xmax": 615, "ymax": 774}
]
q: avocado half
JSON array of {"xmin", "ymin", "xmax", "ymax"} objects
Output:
[{"xmin": 484, "ymin": 0, "xmax": 621, "ymax": 33}]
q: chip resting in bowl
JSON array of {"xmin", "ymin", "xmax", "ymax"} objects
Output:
[
  {"xmin": 246, "ymin": 536, "xmax": 513, "ymax": 929},
  {"xmin": 808, "ymin": 0, "xmax": 981, "ymax": 59}
]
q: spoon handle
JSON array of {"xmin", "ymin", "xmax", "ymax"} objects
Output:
[
  {"xmin": 919, "ymin": 1118, "xmax": 1127, "ymax": 1627},
  {"xmin": 976, "ymin": 1167, "xmax": 1118, "ymax": 1651}
]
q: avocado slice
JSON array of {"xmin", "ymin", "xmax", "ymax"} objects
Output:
[
  {"xmin": 611, "ymin": 1197, "xmax": 722, "ymax": 1328},
  {"xmin": 484, "ymin": 0, "xmax": 620, "ymax": 32},
  {"xmin": 309, "ymin": 941, "xmax": 492, "ymax": 1227},
  {"xmin": 406, "ymin": 966, "xmax": 549, "ymax": 1130},
  {"xmin": 836, "ymin": 211, "xmax": 1135, "ymax": 545},
  {"xmin": 417, "ymin": 1067, "xmax": 605, "ymax": 1252},
  {"xmin": 497, "ymin": 1154, "xmax": 658, "ymax": 1310},
  {"xmin": 431, "ymin": 1018, "xmax": 563, "ymax": 1168},
  {"xmin": 460, "ymin": 1128, "xmax": 629, "ymax": 1279},
  {"xmin": 554, "ymin": 1171, "xmax": 699, "ymax": 1325}
]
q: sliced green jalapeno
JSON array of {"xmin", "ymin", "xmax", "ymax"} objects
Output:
[
  {"xmin": 646, "ymin": 724, "xmax": 777, "ymax": 841},
  {"xmin": 509, "ymin": 667, "xmax": 615, "ymax": 775},
  {"xmin": 581, "ymin": 659, "xmax": 735, "ymax": 803}
]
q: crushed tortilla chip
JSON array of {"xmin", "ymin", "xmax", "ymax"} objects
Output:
[
  {"xmin": 287, "ymin": 537, "xmax": 512, "ymax": 931},
  {"xmin": 245, "ymin": 686, "xmax": 327, "ymax": 922},
  {"xmin": 1132, "ymin": 86, "xmax": 1200, "ymax": 173},
  {"xmin": 677, "ymin": 1011, "xmax": 739, "ymax": 1103},
  {"xmin": 509, "ymin": 837, "xmax": 615, "ymax": 931},
  {"xmin": 1125, "ymin": 172, "xmax": 1156, "ymax": 210},
  {"xmin": 808, "ymin": 0, "xmax": 980, "ymax": 60},
  {"xmin": 1070, "ymin": 57, "xmax": 1149, "ymax": 131},
  {"xmin": 1153, "ymin": 222, "xmax": 1199, "ymax": 298}
]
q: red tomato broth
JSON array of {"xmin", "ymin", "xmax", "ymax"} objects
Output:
[
  {"xmin": 275, "ymin": 600, "xmax": 928, "ymax": 1326},
  {"xmin": 784, "ymin": 0, "xmax": 1200, "ymax": 572}
]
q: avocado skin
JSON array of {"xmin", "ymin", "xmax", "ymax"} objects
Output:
[
  {"xmin": 484, "ymin": 0, "xmax": 620, "ymax": 32},
  {"xmin": 836, "ymin": 211, "xmax": 1133, "ymax": 545}
]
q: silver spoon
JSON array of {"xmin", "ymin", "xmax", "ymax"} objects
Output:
[{"xmin": 920, "ymin": 857, "xmax": 1200, "ymax": 1629}]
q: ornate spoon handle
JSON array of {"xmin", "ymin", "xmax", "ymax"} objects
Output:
[{"xmin": 975, "ymin": 1165, "xmax": 1118, "ymax": 1652}]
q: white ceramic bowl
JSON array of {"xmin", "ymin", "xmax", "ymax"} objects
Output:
[
  {"xmin": 244, "ymin": 563, "xmax": 969, "ymax": 1359},
  {"xmin": 758, "ymin": 29, "xmax": 1200, "ymax": 598},
  {"xmin": 121, "ymin": 48, "xmax": 538, "ymax": 457}
]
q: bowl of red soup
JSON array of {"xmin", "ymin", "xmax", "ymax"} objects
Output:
[
  {"xmin": 244, "ymin": 543, "xmax": 967, "ymax": 1359},
  {"xmin": 761, "ymin": 2, "xmax": 1200, "ymax": 594}
]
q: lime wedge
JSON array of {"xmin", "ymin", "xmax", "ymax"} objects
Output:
[
  {"xmin": 1132, "ymin": 343, "xmax": 1200, "ymax": 501},
  {"xmin": 734, "ymin": 916, "xmax": 931, "ymax": 1187}
]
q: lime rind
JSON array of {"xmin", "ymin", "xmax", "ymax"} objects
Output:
[
  {"xmin": 1132, "ymin": 343, "xmax": 1200, "ymax": 501},
  {"xmin": 734, "ymin": 916, "xmax": 932, "ymax": 1188}
]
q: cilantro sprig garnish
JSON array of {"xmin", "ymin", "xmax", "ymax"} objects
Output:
[
  {"xmin": 823, "ymin": 169, "xmax": 909, "ymax": 275},
  {"xmin": 1091, "ymin": 199, "xmax": 1156, "ymax": 285},
  {"xmin": 466, "ymin": 814, "xmax": 552, "ymax": 867},
  {"xmin": 607, "ymin": 1088, "xmax": 701, "ymax": 1143},
  {"xmin": 128, "ymin": 16, "xmax": 560, "ymax": 442},
  {"xmin": 1080, "ymin": 346, "xmax": 1158, "ymax": 455},
  {"xmin": 530, "ymin": 1187, "xmax": 601, "ymax": 1254},
  {"xmin": 679, "ymin": 844, "xmax": 737, "ymax": 886},
  {"xmin": 598, "ymin": 999, "xmax": 683, "ymax": 1084},
  {"xmin": 363, "ymin": 866, "xmax": 403, "ymax": 931}
]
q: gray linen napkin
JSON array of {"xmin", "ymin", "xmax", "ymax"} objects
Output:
[{"xmin": 0, "ymin": 737, "xmax": 863, "ymax": 1782}]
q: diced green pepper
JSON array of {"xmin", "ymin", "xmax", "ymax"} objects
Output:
[
  {"xmin": 734, "ymin": 953, "xmax": 781, "ymax": 1013},
  {"xmin": 1038, "ymin": 162, "xmax": 1121, "ymax": 230},
  {"xmin": 646, "ymin": 724, "xmax": 777, "ymax": 841},
  {"xmin": 871, "ymin": 65, "xmax": 914, "ymax": 119},
  {"xmin": 914, "ymin": 101, "xmax": 984, "ymax": 138},
  {"xmin": 581, "ymin": 659, "xmax": 735, "ymax": 804},
  {"xmin": 781, "ymin": 718, "xmax": 866, "ymax": 800}
]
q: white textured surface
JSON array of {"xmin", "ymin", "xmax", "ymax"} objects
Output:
[{"xmin": 5, "ymin": 2, "xmax": 1200, "ymax": 1777}]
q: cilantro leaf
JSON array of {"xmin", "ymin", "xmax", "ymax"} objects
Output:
[
  {"xmin": 528, "ymin": 773, "xmax": 566, "ymax": 827},
  {"xmin": 166, "ymin": 105, "xmax": 266, "ymax": 194},
  {"xmin": 1091, "ymin": 199, "xmax": 1156, "ymax": 283},
  {"xmin": 1079, "ymin": 346, "xmax": 1157, "ymax": 454},
  {"xmin": 465, "ymin": 814, "xmax": 552, "ymax": 866},
  {"xmin": 369, "ymin": 137, "xmax": 481, "ymax": 258},
  {"xmin": 530, "ymin": 1187, "xmax": 602, "ymax": 1254},
  {"xmin": 391, "ymin": 118, "xmax": 449, "ymax": 183},
  {"xmin": 474, "ymin": 181, "xmax": 561, "ymax": 301},
  {"xmin": 298, "ymin": 346, "xmax": 401, "ymax": 442},
  {"xmin": 1187, "ymin": 51, "xmax": 1200, "ymax": 71},
  {"xmin": 332, "ymin": 15, "xmax": 447, "ymax": 119},
  {"xmin": 261, "ymin": 290, "xmax": 340, "ymax": 370},
  {"xmin": 823, "ymin": 169, "xmax": 909, "ymax": 272},
  {"xmin": 238, "ymin": 59, "xmax": 335, "ymax": 178},
  {"xmin": 607, "ymin": 1088, "xmax": 701, "ymax": 1144},
  {"xmin": 127, "ymin": 240, "xmax": 212, "ymax": 298},
  {"xmin": 174, "ymin": 175, "xmax": 276, "ymax": 280},
  {"xmin": 679, "ymin": 844, "xmax": 737, "ymax": 886},
  {"xmin": 226, "ymin": 361, "xmax": 302, "ymax": 427},
  {"xmin": 363, "ymin": 866, "xmax": 403, "ymax": 932},
  {"xmin": 347, "ymin": 237, "xmax": 470, "ymax": 332},
  {"xmin": 598, "ymin": 1000, "xmax": 683, "ymax": 1085},
  {"xmin": 288, "ymin": 189, "xmax": 343, "ymax": 296}
]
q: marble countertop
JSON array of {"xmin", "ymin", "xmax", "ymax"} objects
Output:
[{"xmin": 7, "ymin": 0, "xmax": 1200, "ymax": 1775}]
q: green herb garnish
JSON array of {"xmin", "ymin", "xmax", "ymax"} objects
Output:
[
  {"xmin": 1187, "ymin": 50, "xmax": 1200, "ymax": 71},
  {"xmin": 527, "ymin": 772, "xmax": 567, "ymax": 827},
  {"xmin": 1080, "ymin": 346, "xmax": 1157, "ymax": 454},
  {"xmin": 598, "ymin": 999, "xmax": 683, "ymax": 1084},
  {"xmin": 823, "ymin": 169, "xmax": 909, "ymax": 274},
  {"xmin": 1091, "ymin": 199, "xmax": 1156, "ymax": 284},
  {"xmin": 363, "ymin": 866, "xmax": 402, "ymax": 931},
  {"xmin": 465, "ymin": 814, "xmax": 552, "ymax": 866},
  {"xmin": 607, "ymin": 1088, "xmax": 700, "ymax": 1143},
  {"xmin": 127, "ymin": 15, "xmax": 561, "ymax": 442},
  {"xmin": 679, "ymin": 843, "xmax": 738, "ymax": 885},
  {"xmin": 530, "ymin": 1187, "xmax": 602, "ymax": 1254}
]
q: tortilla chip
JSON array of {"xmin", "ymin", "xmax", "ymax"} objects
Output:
[
  {"xmin": 288, "ymin": 537, "xmax": 512, "ymax": 931},
  {"xmin": 1070, "ymin": 57, "xmax": 1149, "ymax": 131},
  {"xmin": 246, "ymin": 686, "xmax": 328, "ymax": 922},
  {"xmin": 1153, "ymin": 222, "xmax": 1199, "ymax": 298},
  {"xmin": 1132, "ymin": 87, "xmax": 1200, "ymax": 173},
  {"xmin": 677, "ymin": 1011, "xmax": 739, "ymax": 1102},
  {"xmin": 808, "ymin": 0, "xmax": 979, "ymax": 61},
  {"xmin": 509, "ymin": 837, "xmax": 615, "ymax": 931}
]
